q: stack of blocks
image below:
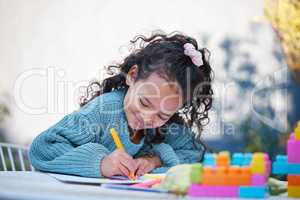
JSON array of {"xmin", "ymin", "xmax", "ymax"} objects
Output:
[
  {"xmin": 188, "ymin": 152, "xmax": 271, "ymax": 198},
  {"xmin": 272, "ymin": 122, "xmax": 300, "ymax": 198}
]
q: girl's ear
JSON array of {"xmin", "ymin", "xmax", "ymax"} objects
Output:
[{"xmin": 126, "ymin": 64, "xmax": 138, "ymax": 86}]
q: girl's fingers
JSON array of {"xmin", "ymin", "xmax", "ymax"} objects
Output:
[
  {"xmin": 135, "ymin": 160, "xmax": 143, "ymax": 176},
  {"xmin": 120, "ymin": 157, "xmax": 137, "ymax": 172},
  {"xmin": 136, "ymin": 169, "xmax": 144, "ymax": 177},
  {"xmin": 118, "ymin": 151, "xmax": 134, "ymax": 162},
  {"xmin": 136, "ymin": 159, "xmax": 155, "ymax": 176},
  {"xmin": 136, "ymin": 163, "xmax": 147, "ymax": 176},
  {"xmin": 135, "ymin": 159, "xmax": 143, "ymax": 168},
  {"xmin": 118, "ymin": 163, "xmax": 130, "ymax": 177}
]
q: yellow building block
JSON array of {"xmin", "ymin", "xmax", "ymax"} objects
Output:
[
  {"xmin": 251, "ymin": 153, "xmax": 266, "ymax": 175},
  {"xmin": 253, "ymin": 153, "xmax": 265, "ymax": 160},
  {"xmin": 288, "ymin": 186, "xmax": 300, "ymax": 198},
  {"xmin": 295, "ymin": 126, "xmax": 300, "ymax": 140}
]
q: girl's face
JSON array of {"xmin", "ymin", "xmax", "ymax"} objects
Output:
[{"xmin": 124, "ymin": 65, "xmax": 183, "ymax": 130}]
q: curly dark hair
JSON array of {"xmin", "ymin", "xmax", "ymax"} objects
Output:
[{"xmin": 80, "ymin": 30, "xmax": 213, "ymax": 155}]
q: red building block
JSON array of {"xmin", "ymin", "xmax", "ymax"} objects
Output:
[{"xmin": 288, "ymin": 175, "xmax": 300, "ymax": 186}]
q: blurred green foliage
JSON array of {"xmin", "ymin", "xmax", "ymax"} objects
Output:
[
  {"xmin": 0, "ymin": 102, "xmax": 9, "ymax": 143},
  {"xmin": 240, "ymin": 117, "xmax": 290, "ymax": 160},
  {"xmin": 0, "ymin": 103, "xmax": 9, "ymax": 122}
]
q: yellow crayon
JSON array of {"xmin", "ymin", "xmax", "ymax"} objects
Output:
[{"xmin": 110, "ymin": 128, "xmax": 136, "ymax": 180}]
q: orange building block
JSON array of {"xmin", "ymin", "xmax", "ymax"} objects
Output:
[
  {"xmin": 227, "ymin": 166, "xmax": 251, "ymax": 186},
  {"xmin": 216, "ymin": 152, "xmax": 230, "ymax": 167},
  {"xmin": 239, "ymin": 167, "xmax": 252, "ymax": 185},
  {"xmin": 288, "ymin": 175, "xmax": 300, "ymax": 186},
  {"xmin": 202, "ymin": 167, "xmax": 216, "ymax": 185},
  {"xmin": 216, "ymin": 166, "xmax": 228, "ymax": 185},
  {"xmin": 227, "ymin": 166, "xmax": 240, "ymax": 185},
  {"xmin": 202, "ymin": 166, "xmax": 251, "ymax": 186}
]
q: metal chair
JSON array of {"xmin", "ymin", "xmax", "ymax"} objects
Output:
[{"xmin": 0, "ymin": 143, "xmax": 34, "ymax": 171}]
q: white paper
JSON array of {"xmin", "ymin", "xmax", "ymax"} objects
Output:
[{"xmin": 47, "ymin": 173, "xmax": 143, "ymax": 184}]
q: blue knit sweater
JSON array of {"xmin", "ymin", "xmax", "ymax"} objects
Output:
[{"xmin": 29, "ymin": 89, "xmax": 204, "ymax": 177}]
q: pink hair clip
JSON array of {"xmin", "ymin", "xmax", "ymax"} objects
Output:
[{"xmin": 183, "ymin": 43, "xmax": 203, "ymax": 67}]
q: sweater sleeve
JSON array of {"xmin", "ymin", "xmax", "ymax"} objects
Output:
[
  {"xmin": 149, "ymin": 123, "xmax": 205, "ymax": 173},
  {"xmin": 28, "ymin": 111, "xmax": 110, "ymax": 178}
]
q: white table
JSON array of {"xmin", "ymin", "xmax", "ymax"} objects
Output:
[
  {"xmin": 0, "ymin": 172, "xmax": 290, "ymax": 200},
  {"xmin": 0, "ymin": 172, "xmax": 180, "ymax": 200}
]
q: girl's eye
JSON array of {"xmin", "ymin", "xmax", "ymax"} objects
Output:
[
  {"xmin": 139, "ymin": 98, "xmax": 149, "ymax": 108},
  {"xmin": 139, "ymin": 97, "xmax": 169, "ymax": 121}
]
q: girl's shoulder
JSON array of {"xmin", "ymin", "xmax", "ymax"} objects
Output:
[
  {"xmin": 163, "ymin": 123, "xmax": 195, "ymax": 141},
  {"xmin": 165, "ymin": 123, "xmax": 192, "ymax": 135},
  {"xmin": 163, "ymin": 123, "xmax": 204, "ymax": 150}
]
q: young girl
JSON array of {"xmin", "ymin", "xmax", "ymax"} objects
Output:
[{"xmin": 29, "ymin": 31, "xmax": 213, "ymax": 178}]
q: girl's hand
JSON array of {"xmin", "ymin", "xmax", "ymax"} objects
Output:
[
  {"xmin": 135, "ymin": 155, "xmax": 162, "ymax": 176},
  {"xmin": 101, "ymin": 149, "xmax": 137, "ymax": 178}
]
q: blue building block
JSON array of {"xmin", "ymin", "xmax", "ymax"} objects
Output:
[
  {"xmin": 231, "ymin": 153, "xmax": 254, "ymax": 166},
  {"xmin": 205, "ymin": 153, "xmax": 255, "ymax": 167},
  {"xmin": 203, "ymin": 153, "xmax": 215, "ymax": 166},
  {"xmin": 273, "ymin": 155, "xmax": 300, "ymax": 175},
  {"xmin": 273, "ymin": 155, "xmax": 289, "ymax": 174},
  {"xmin": 232, "ymin": 153, "xmax": 244, "ymax": 166},
  {"xmin": 288, "ymin": 164, "xmax": 300, "ymax": 175},
  {"xmin": 243, "ymin": 153, "xmax": 253, "ymax": 166},
  {"xmin": 239, "ymin": 186, "xmax": 267, "ymax": 198}
]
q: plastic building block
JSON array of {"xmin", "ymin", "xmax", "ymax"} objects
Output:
[
  {"xmin": 232, "ymin": 153, "xmax": 244, "ymax": 166},
  {"xmin": 188, "ymin": 184, "xmax": 239, "ymax": 197},
  {"xmin": 205, "ymin": 152, "xmax": 271, "ymax": 170},
  {"xmin": 263, "ymin": 153, "xmax": 271, "ymax": 175},
  {"xmin": 273, "ymin": 155, "xmax": 289, "ymax": 174},
  {"xmin": 252, "ymin": 174, "xmax": 266, "ymax": 186},
  {"xmin": 239, "ymin": 186, "xmax": 267, "ymax": 198},
  {"xmin": 243, "ymin": 153, "xmax": 253, "ymax": 166},
  {"xmin": 188, "ymin": 185, "xmax": 267, "ymax": 198},
  {"xmin": 231, "ymin": 153, "xmax": 254, "ymax": 166},
  {"xmin": 295, "ymin": 127, "xmax": 300, "ymax": 140},
  {"xmin": 190, "ymin": 163, "xmax": 203, "ymax": 184},
  {"xmin": 288, "ymin": 186, "xmax": 300, "ymax": 198},
  {"xmin": 202, "ymin": 166, "xmax": 251, "ymax": 186},
  {"xmin": 228, "ymin": 166, "xmax": 252, "ymax": 186},
  {"xmin": 273, "ymin": 155, "xmax": 300, "ymax": 175},
  {"xmin": 288, "ymin": 175, "xmax": 300, "ymax": 186},
  {"xmin": 216, "ymin": 151, "xmax": 230, "ymax": 167},
  {"xmin": 203, "ymin": 153, "xmax": 216, "ymax": 166},
  {"xmin": 287, "ymin": 163, "xmax": 300, "ymax": 174},
  {"xmin": 251, "ymin": 153, "xmax": 266, "ymax": 175},
  {"xmin": 202, "ymin": 166, "xmax": 225, "ymax": 185},
  {"xmin": 238, "ymin": 167, "xmax": 252, "ymax": 185},
  {"xmin": 288, "ymin": 133, "xmax": 300, "ymax": 163},
  {"xmin": 295, "ymin": 121, "xmax": 300, "ymax": 140}
]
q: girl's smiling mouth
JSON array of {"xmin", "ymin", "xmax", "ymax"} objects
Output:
[{"xmin": 132, "ymin": 112, "xmax": 144, "ymax": 129}]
